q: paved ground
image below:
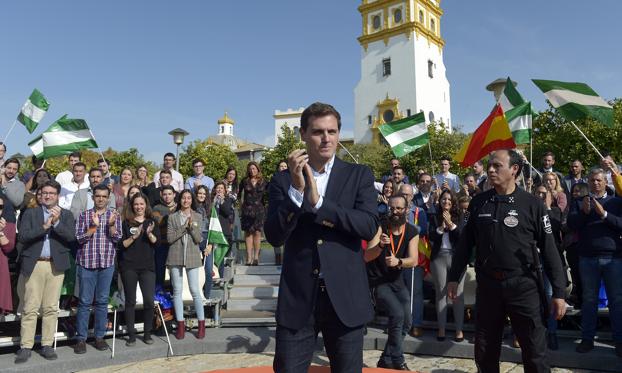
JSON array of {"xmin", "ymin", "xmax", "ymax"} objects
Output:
[{"xmin": 78, "ymin": 351, "xmax": 598, "ymax": 373}]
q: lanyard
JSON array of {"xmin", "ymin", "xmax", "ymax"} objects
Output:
[{"xmin": 389, "ymin": 224, "xmax": 406, "ymax": 257}]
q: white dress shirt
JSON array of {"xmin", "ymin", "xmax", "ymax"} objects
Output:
[
  {"xmin": 55, "ymin": 170, "xmax": 74, "ymax": 186},
  {"xmin": 288, "ymin": 155, "xmax": 335, "ymax": 211},
  {"xmin": 153, "ymin": 169, "xmax": 184, "ymax": 192},
  {"xmin": 59, "ymin": 179, "xmax": 90, "ymax": 209}
]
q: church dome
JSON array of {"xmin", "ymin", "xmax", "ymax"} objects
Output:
[{"xmin": 218, "ymin": 112, "xmax": 235, "ymax": 125}]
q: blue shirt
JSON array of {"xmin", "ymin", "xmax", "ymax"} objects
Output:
[
  {"xmin": 41, "ymin": 207, "xmax": 60, "ymax": 258},
  {"xmin": 185, "ymin": 175, "xmax": 215, "ymax": 192}
]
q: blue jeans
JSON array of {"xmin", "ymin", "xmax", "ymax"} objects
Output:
[
  {"xmin": 203, "ymin": 251, "xmax": 214, "ymax": 299},
  {"xmin": 169, "ymin": 266, "xmax": 204, "ymax": 321},
  {"xmin": 402, "ymin": 266, "xmax": 424, "ymax": 327},
  {"xmin": 76, "ymin": 265, "xmax": 115, "ymax": 340},
  {"xmin": 579, "ymin": 256, "xmax": 622, "ymax": 342},
  {"xmin": 376, "ymin": 282, "xmax": 411, "ymax": 366}
]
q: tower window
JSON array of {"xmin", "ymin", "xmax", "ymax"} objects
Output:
[
  {"xmin": 220, "ymin": 125, "xmax": 224, "ymax": 134},
  {"xmin": 393, "ymin": 9, "xmax": 402, "ymax": 24},
  {"xmin": 382, "ymin": 58, "xmax": 391, "ymax": 77},
  {"xmin": 372, "ymin": 15, "xmax": 381, "ymax": 30},
  {"xmin": 407, "ymin": 109, "xmax": 411, "ymax": 117},
  {"xmin": 430, "ymin": 19, "xmax": 436, "ymax": 33},
  {"xmin": 368, "ymin": 115, "xmax": 372, "ymax": 125},
  {"xmin": 428, "ymin": 60, "xmax": 434, "ymax": 78},
  {"xmin": 419, "ymin": 10, "xmax": 424, "ymax": 23}
]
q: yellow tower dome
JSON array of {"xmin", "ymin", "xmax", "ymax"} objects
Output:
[{"xmin": 218, "ymin": 111, "xmax": 235, "ymax": 125}]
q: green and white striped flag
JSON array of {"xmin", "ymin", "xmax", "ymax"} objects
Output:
[
  {"xmin": 208, "ymin": 205, "xmax": 229, "ymax": 267},
  {"xmin": 498, "ymin": 77, "xmax": 525, "ymax": 112},
  {"xmin": 505, "ymin": 101, "xmax": 533, "ymax": 145},
  {"xmin": 378, "ymin": 112, "xmax": 429, "ymax": 157},
  {"xmin": 28, "ymin": 115, "xmax": 98, "ymax": 159},
  {"xmin": 532, "ymin": 79, "xmax": 614, "ymax": 127},
  {"xmin": 17, "ymin": 89, "xmax": 50, "ymax": 133}
]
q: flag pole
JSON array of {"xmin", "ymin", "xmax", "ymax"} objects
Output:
[
  {"xmin": 338, "ymin": 142, "xmax": 358, "ymax": 164},
  {"xmin": 570, "ymin": 121, "xmax": 605, "ymax": 159},
  {"xmin": 2, "ymin": 120, "xmax": 18, "ymax": 143},
  {"xmin": 88, "ymin": 129, "xmax": 107, "ymax": 163},
  {"xmin": 427, "ymin": 141, "xmax": 436, "ymax": 175}
]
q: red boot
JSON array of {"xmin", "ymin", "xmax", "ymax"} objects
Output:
[
  {"xmin": 176, "ymin": 320, "xmax": 185, "ymax": 340},
  {"xmin": 197, "ymin": 320, "xmax": 205, "ymax": 339}
]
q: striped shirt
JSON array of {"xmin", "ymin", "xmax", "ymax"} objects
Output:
[{"xmin": 76, "ymin": 208, "xmax": 122, "ymax": 269}]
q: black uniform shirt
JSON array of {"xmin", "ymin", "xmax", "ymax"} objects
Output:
[
  {"xmin": 448, "ymin": 187, "xmax": 566, "ymax": 299},
  {"xmin": 367, "ymin": 223, "xmax": 418, "ymax": 287}
]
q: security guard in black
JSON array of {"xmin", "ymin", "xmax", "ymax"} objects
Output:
[{"xmin": 448, "ymin": 149, "xmax": 566, "ymax": 373}]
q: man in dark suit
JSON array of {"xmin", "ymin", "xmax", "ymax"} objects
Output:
[
  {"xmin": 15, "ymin": 181, "xmax": 76, "ymax": 364},
  {"xmin": 265, "ymin": 102, "xmax": 379, "ymax": 373}
]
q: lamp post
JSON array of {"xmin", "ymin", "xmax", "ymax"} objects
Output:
[{"xmin": 168, "ymin": 128, "xmax": 189, "ymax": 171}]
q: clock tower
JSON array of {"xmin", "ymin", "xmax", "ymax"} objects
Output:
[{"xmin": 354, "ymin": 0, "xmax": 451, "ymax": 144}]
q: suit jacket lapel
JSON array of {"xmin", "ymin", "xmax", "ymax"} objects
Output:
[{"xmin": 324, "ymin": 157, "xmax": 347, "ymax": 200}]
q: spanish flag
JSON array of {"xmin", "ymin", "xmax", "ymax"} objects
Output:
[{"xmin": 454, "ymin": 104, "xmax": 517, "ymax": 167}]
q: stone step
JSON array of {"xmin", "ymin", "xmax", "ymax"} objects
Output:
[
  {"xmin": 227, "ymin": 298, "xmax": 278, "ymax": 312},
  {"xmin": 234, "ymin": 274, "xmax": 280, "ymax": 286},
  {"xmin": 235, "ymin": 265, "xmax": 281, "ymax": 275},
  {"xmin": 230, "ymin": 286, "xmax": 279, "ymax": 299}
]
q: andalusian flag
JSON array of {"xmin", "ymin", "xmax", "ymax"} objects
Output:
[
  {"xmin": 208, "ymin": 205, "xmax": 229, "ymax": 267},
  {"xmin": 533, "ymin": 79, "xmax": 614, "ymax": 127},
  {"xmin": 28, "ymin": 115, "xmax": 98, "ymax": 159},
  {"xmin": 378, "ymin": 112, "xmax": 429, "ymax": 157},
  {"xmin": 506, "ymin": 101, "xmax": 533, "ymax": 145},
  {"xmin": 498, "ymin": 77, "xmax": 525, "ymax": 112},
  {"xmin": 454, "ymin": 104, "xmax": 517, "ymax": 167},
  {"xmin": 17, "ymin": 89, "xmax": 50, "ymax": 133}
]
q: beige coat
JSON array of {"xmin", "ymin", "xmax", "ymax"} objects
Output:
[{"xmin": 166, "ymin": 210, "xmax": 203, "ymax": 268}]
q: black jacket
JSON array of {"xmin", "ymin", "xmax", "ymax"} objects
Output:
[
  {"xmin": 264, "ymin": 157, "xmax": 379, "ymax": 330},
  {"xmin": 428, "ymin": 214, "xmax": 463, "ymax": 261}
]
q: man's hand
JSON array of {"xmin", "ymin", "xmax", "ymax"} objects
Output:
[
  {"xmin": 379, "ymin": 233, "xmax": 390, "ymax": 248},
  {"xmin": 385, "ymin": 253, "xmax": 400, "ymax": 267},
  {"xmin": 442, "ymin": 180, "xmax": 449, "ymax": 190},
  {"xmin": 604, "ymin": 158, "xmax": 619, "ymax": 176},
  {"xmin": 108, "ymin": 211, "xmax": 118, "ymax": 226},
  {"xmin": 91, "ymin": 211, "xmax": 100, "ymax": 227},
  {"xmin": 0, "ymin": 217, "xmax": 6, "ymax": 232},
  {"xmin": 303, "ymin": 163, "xmax": 320, "ymax": 206},
  {"xmin": 581, "ymin": 196, "xmax": 591, "ymax": 215},
  {"xmin": 288, "ymin": 149, "xmax": 309, "ymax": 193},
  {"xmin": 447, "ymin": 282, "xmax": 459, "ymax": 299},
  {"xmin": 193, "ymin": 179, "xmax": 201, "ymax": 188},
  {"xmin": 204, "ymin": 244, "xmax": 213, "ymax": 256},
  {"xmin": 551, "ymin": 298, "xmax": 567, "ymax": 320},
  {"xmin": 592, "ymin": 198, "xmax": 606, "ymax": 217}
]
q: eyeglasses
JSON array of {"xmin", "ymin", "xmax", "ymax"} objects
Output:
[{"xmin": 41, "ymin": 192, "xmax": 58, "ymax": 196}]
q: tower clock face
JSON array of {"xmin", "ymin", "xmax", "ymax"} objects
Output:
[{"xmin": 383, "ymin": 109, "xmax": 395, "ymax": 123}]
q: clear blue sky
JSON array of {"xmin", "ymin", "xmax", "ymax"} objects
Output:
[{"xmin": 1, "ymin": 0, "xmax": 620, "ymax": 164}]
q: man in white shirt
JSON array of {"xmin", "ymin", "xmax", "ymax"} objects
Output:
[
  {"xmin": 55, "ymin": 152, "xmax": 81, "ymax": 186},
  {"xmin": 153, "ymin": 152, "xmax": 184, "ymax": 192},
  {"xmin": 434, "ymin": 156, "xmax": 461, "ymax": 193},
  {"xmin": 59, "ymin": 162, "xmax": 90, "ymax": 209}
]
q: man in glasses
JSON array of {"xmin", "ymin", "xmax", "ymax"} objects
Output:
[{"xmin": 15, "ymin": 181, "xmax": 76, "ymax": 363}]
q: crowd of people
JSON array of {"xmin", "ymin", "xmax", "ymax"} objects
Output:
[
  {"xmin": 0, "ymin": 144, "xmax": 276, "ymax": 364},
  {"xmin": 1, "ymin": 102, "xmax": 621, "ymax": 370}
]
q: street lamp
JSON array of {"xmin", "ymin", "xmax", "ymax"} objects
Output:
[{"xmin": 168, "ymin": 128, "xmax": 189, "ymax": 171}]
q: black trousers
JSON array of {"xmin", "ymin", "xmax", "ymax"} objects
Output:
[
  {"xmin": 121, "ymin": 269, "xmax": 155, "ymax": 336},
  {"xmin": 375, "ymin": 281, "xmax": 411, "ymax": 365},
  {"xmin": 475, "ymin": 274, "xmax": 549, "ymax": 373},
  {"xmin": 273, "ymin": 284, "xmax": 364, "ymax": 373},
  {"xmin": 565, "ymin": 242, "xmax": 582, "ymax": 304}
]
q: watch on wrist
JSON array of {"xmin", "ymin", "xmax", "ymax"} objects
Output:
[{"xmin": 397, "ymin": 258, "xmax": 403, "ymax": 267}]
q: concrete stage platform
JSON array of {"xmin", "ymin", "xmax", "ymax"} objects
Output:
[{"xmin": 1, "ymin": 327, "xmax": 620, "ymax": 373}]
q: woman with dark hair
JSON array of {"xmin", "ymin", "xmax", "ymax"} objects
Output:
[
  {"xmin": 429, "ymin": 189, "xmax": 465, "ymax": 342},
  {"xmin": 378, "ymin": 180, "xmax": 394, "ymax": 218},
  {"xmin": 223, "ymin": 166, "xmax": 238, "ymax": 201},
  {"xmin": 202, "ymin": 181, "xmax": 234, "ymax": 299},
  {"xmin": 166, "ymin": 189, "xmax": 204, "ymax": 339},
  {"xmin": 194, "ymin": 185, "xmax": 211, "ymax": 219},
  {"xmin": 20, "ymin": 169, "xmax": 51, "ymax": 210},
  {"xmin": 118, "ymin": 193, "xmax": 159, "ymax": 345},
  {"xmin": 122, "ymin": 185, "xmax": 143, "ymax": 220},
  {"xmin": 239, "ymin": 162, "xmax": 267, "ymax": 266}
]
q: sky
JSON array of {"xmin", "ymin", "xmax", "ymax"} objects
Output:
[{"xmin": 1, "ymin": 1, "xmax": 620, "ymax": 165}]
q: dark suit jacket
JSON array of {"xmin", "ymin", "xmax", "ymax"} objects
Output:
[
  {"xmin": 264, "ymin": 157, "xmax": 379, "ymax": 330},
  {"xmin": 18, "ymin": 206, "xmax": 76, "ymax": 276},
  {"xmin": 428, "ymin": 215, "xmax": 463, "ymax": 261},
  {"xmin": 414, "ymin": 192, "xmax": 437, "ymax": 219}
]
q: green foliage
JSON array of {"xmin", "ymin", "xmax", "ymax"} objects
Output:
[
  {"xmin": 339, "ymin": 142, "xmax": 393, "ymax": 180},
  {"xmin": 178, "ymin": 140, "xmax": 238, "ymax": 181},
  {"xmin": 260, "ymin": 125, "xmax": 304, "ymax": 180},
  {"xmin": 530, "ymin": 98, "xmax": 622, "ymax": 171},
  {"xmin": 106, "ymin": 148, "xmax": 158, "ymax": 175}
]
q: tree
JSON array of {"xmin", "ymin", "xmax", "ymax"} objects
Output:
[
  {"xmin": 530, "ymin": 98, "xmax": 622, "ymax": 171},
  {"xmin": 260, "ymin": 125, "xmax": 305, "ymax": 180},
  {"xmin": 107, "ymin": 147, "xmax": 158, "ymax": 175},
  {"xmin": 339, "ymin": 142, "xmax": 392, "ymax": 180},
  {"xmin": 179, "ymin": 140, "xmax": 238, "ymax": 181}
]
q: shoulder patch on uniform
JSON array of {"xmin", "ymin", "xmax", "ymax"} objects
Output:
[{"xmin": 542, "ymin": 215, "xmax": 553, "ymax": 234}]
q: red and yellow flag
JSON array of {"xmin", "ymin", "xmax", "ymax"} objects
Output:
[{"xmin": 454, "ymin": 104, "xmax": 517, "ymax": 167}]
